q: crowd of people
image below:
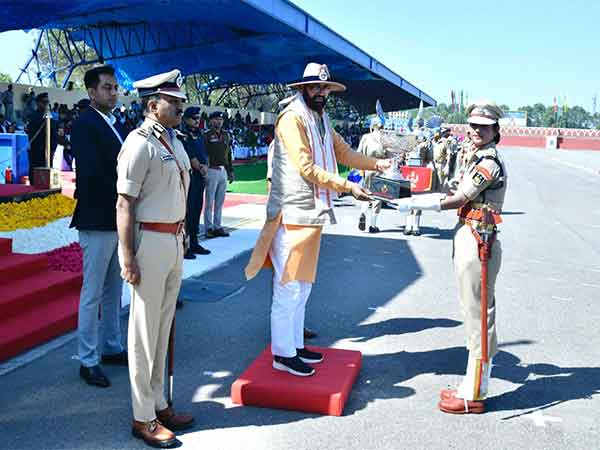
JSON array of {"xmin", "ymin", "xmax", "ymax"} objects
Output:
[{"xmin": 1, "ymin": 85, "xmax": 275, "ymax": 177}]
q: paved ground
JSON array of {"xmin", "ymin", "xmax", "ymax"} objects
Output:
[{"xmin": 1, "ymin": 148, "xmax": 599, "ymax": 450}]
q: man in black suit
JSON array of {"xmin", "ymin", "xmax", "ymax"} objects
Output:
[{"xmin": 70, "ymin": 65, "xmax": 128, "ymax": 388}]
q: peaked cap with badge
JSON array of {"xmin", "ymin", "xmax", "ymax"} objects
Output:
[
  {"xmin": 133, "ymin": 69, "xmax": 187, "ymax": 100},
  {"xmin": 287, "ymin": 63, "xmax": 346, "ymax": 92}
]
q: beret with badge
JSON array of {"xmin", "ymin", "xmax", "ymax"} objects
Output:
[
  {"xmin": 209, "ymin": 111, "xmax": 224, "ymax": 119},
  {"xmin": 183, "ymin": 106, "xmax": 201, "ymax": 118}
]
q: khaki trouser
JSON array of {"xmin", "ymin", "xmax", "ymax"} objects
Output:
[
  {"xmin": 121, "ymin": 228, "xmax": 184, "ymax": 422},
  {"xmin": 453, "ymin": 223, "xmax": 502, "ymax": 361}
]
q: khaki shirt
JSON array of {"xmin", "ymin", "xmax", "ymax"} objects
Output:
[
  {"xmin": 117, "ymin": 118, "xmax": 191, "ymax": 223},
  {"xmin": 457, "ymin": 144, "xmax": 506, "ymax": 212}
]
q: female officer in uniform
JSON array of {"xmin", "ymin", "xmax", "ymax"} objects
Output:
[{"xmin": 395, "ymin": 100, "xmax": 506, "ymax": 414}]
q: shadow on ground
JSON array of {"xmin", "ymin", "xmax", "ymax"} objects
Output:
[{"xmin": 1, "ymin": 234, "xmax": 598, "ymax": 449}]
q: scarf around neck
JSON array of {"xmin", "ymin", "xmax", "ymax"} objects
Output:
[{"xmin": 283, "ymin": 93, "xmax": 339, "ymax": 209}]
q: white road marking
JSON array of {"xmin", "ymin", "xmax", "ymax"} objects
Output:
[
  {"xmin": 343, "ymin": 258, "xmax": 354, "ymax": 263},
  {"xmin": 372, "ymin": 264, "xmax": 385, "ymax": 269},
  {"xmin": 192, "ymin": 383, "xmax": 238, "ymax": 409},
  {"xmin": 552, "ymin": 296, "xmax": 572, "ymax": 301},
  {"xmin": 368, "ymin": 307, "xmax": 387, "ymax": 312},
  {"xmin": 383, "ymin": 251, "xmax": 393, "ymax": 255},
  {"xmin": 523, "ymin": 410, "xmax": 562, "ymax": 428},
  {"xmin": 546, "ymin": 277, "xmax": 560, "ymax": 282},
  {"xmin": 202, "ymin": 370, "xmax": 232, "ymax": 379}
]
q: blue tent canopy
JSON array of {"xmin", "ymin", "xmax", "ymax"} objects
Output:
[{"xmin": 1, "ymin": 0, "xmax": 436, "ymax": 111}]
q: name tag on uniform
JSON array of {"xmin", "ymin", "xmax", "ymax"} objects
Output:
[{"xmin": 160, "ymin": 154, "xmax": 174, "ymax": 161}]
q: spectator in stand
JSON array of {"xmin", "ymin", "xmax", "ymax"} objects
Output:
[
  {"xmin": 181, "ymin": 106, "xmax": 211, "ymax": 259},
  {"xmin": 26, "ymin": 92, "xmax": 57, "ymax": 180},
  {"xmin": 77, "ymin": 98, "xmax": 91, "ymax": 115},
  {"xmin": 51, "ymin": 102, "xmax": 60, "ymax": 120},
  {"xmin": 1, "ymin": 84, "xmax": 14, "ymax": 122},
  {"xmin": 21, "ymin": 87, "xmax": 36, "ymax": 121},
  {"xmin": 204, "ymin": 111, "xmax": 233, "ymax": 238},
  {"xmin": 0, "ymin": 113, "xmax": 9, "ymax": 133},
  {"xmin": 70, "ymin": 65, "xmax": 128, "ymax": 388}
]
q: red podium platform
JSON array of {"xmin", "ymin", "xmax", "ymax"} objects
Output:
[{"xmin": 231, "ymin": 346, "xmax": 361, "ymax": 416}]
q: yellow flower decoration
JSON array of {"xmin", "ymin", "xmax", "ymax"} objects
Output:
[{"xmin": 0, "ymin": 194, "xmax": 76, "ymax": 231}]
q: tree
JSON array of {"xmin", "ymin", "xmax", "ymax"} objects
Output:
[{"xmin": 0, "ymin": 73, "xmax": 12, "ymax": 83}]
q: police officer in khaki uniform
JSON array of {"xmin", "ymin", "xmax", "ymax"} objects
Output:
[
  {"xmin": 204, "ymin": 111, "xmax": 234, "ymax": 238},
  {"xmin": 395, "ymin": 100, "xmax": 506, "ymax": 414},
  {"xmin": 116, "ymin": 69, "xmax": 194, "ymax": 447}
]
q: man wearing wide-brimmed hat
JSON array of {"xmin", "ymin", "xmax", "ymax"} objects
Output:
[{"xmin": 245, "ymin": 63, "xmax": 391, "ymax": 377}]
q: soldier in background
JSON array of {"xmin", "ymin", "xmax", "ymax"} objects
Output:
[
  {"xmin": 404, "ymin": 132, "xmax": 433, "ymax": 236},
  {"xmin": 26, "ymin": 93, "xmax": 57, "ymax": 181},
  {"xmin": 357, "ymin": 117, "xmax": 396, "ymax": 233}
]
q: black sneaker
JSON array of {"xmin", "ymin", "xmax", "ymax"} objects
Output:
[
  {"xmin": 205, "ymin": 229, "xmax": 216, "ymax": 239},
  {"xmin": 272, "ymin": 355, "xmax": 315, "ymax": 377},
  {"xmin": 297, "ymin": 348, "xmax": 323, "ymax": 364},
  {"xmin": 184, "ymin": 249, "xmax": 196, "ymax": 260},
  {"xmin": 368, "ymin": 226, "xmax": 380, "ymax": 234},
  {"xmin": 358, "ymin": 213, "xmax": 366, "ymax": 231}
]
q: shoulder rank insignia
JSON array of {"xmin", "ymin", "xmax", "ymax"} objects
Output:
[
  {"xmin": 136, "ymin": 128, "xmax": 150, "ymax": 138},
  {"xmin": 151, "ymin": 123, "xmax": 165, "ymax": 138}
]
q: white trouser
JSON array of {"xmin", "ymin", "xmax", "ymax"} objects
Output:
[
  {"xmin": 360, "ymin": 200, "xmax": 381, "ymax": 227},
  {"xmin": 456, "ymin": 354, "xmax": 492, "ymax": 401},
  {"xmin": 269, "ymin": 225, "xmax": 312, "ymax": 358}
]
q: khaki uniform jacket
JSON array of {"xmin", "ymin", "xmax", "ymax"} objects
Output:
[{"xmin": 117, "ymin": 118, "xmax": 191, "ymax": 221}]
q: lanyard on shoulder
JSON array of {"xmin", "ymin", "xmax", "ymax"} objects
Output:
[{"xmin": 157, "ymin": 135, "xmax": 186, "ymax": 192}]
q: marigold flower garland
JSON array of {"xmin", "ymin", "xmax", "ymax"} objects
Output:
[{"xmin": 0, "ymin": 194, "xmax": 76, "ymax": 231}]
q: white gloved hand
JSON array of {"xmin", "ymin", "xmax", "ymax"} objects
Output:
[{"xmin": 410, "ymin": 193, "xmax": 443, "ymax": 212}]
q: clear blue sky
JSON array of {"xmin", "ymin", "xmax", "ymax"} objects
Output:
[{"xmin": 0, "ymin": 0, "xmax": 598, "ymax": 111}]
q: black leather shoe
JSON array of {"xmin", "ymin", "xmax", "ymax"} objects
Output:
[
  {"xmin": 369, "ymin": 226, "xmax": 380, "ymax": 234},
  {"xmin": 190, "ymin": 244, "xmax": 211, "ymax": 255},
  {"xmin": 101, "ymin": 350, "xmax": 128, "ymax": 366},
  {"xmin": 358, "ymin": 213, "xmax": 366, "ymax": 231},
  {"xmin": 214, "ymin": 228, "xmax": 230, "ymax": 237},
  {"xmin": 80, "ymin": 365, "xmax": 110, "ymax": 387},
  {"xmin": 184, "ymin": 249, "xmax": 196, "ymax": 260}
]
